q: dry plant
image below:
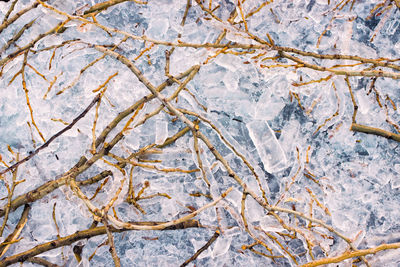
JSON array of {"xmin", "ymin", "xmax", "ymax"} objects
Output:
[{"xmin": 0, "ymin": 0, "xmax": 400, "ymax": 266}]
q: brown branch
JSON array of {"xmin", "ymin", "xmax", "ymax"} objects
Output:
[
  {"xmin": 302, "ymin": 242, "xmax": 400, "ymax": 267},
  {"xmin": 93, "ymin": 65, "xmax": 198, "ymax": 148},
  {"xmin": 0, "ymin": 1, "xmax": 46, "ymax": 35},
  {"xmin": 1, "ymin": 0, "xmax": 18, "ymax": 25},
  {"xmin": 0, "ymin": 17, "xmax": 70, "ymax": 69},
  {"xmin": 103, "ymin": 219, "xmax": 121, "ymax": 267},
  {"xmin": 0, "ymin": 220, "xmax": 202, "ymax": 266},
  {"xmin": 0, "ymin": 204, "xmax": 30, "ymax": 258},
  {"xmin": 351, "ymin": 123, "xmax": 400, "ymax": 142},
  {"xmin": 280, "ymin": 51, "xmax": 400, "ymax": 79},
  {"xmin": 0, "ymin": 162, "xmax": 112, "ymax": 218},
  {"xmin": 26, "ymin": 257, "xmax": 60, "ymax": 267},
  {"xmin": 0, "ymin": 156, "xmax": 20, "ymax": 237},
  {"xmin": 0, "ymin": 18, "xmax": 37, "ymax": 54},
  {"xmin": 275, "ymin": 45, "xmax": 400, "ymax": 72}
]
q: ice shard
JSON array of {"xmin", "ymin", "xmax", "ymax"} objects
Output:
[{"xmin": 247, "ymin": 120, "xmax": 287, "ymax": 173}]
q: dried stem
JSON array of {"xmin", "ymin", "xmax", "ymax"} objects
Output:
[
  {"xmin": 0, "ymin": 204, "xmax": 31, "ymax": 258},
  {"xmin": 302, "ymin": 242, "xmax": 400, "ymax": 267},
  {"xmin": 180, "ymin": 231, "xmax": 220, "ymax": 267},
  {"xmin": 350, "ymin": 123, "xmax": 400, "ymax": 142},
  {"xmin": 0, "ymin": 220, "xmax": 202, "ymax": 266}
]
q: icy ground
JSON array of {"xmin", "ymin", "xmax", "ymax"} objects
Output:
[{"xmin": 0, "ymin": 0, "xmax": 400, "ymax": 266}]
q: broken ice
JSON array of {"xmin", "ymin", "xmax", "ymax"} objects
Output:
[
  {"xmin": 247, "ymin": 120, "xmax": 287, "ymax": 173},
  {"xmin": 211, "ymin": 235, "xmax": 232, "ymax": 258}
]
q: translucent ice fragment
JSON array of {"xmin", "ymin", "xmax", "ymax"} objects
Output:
[
  {"xmin": 225, "ymin": 187, "xmax": 242, "ymax": 208},
  {"xmin": 224, "ymin": 226, "xmax": 240, "ymax": 237},
  {"xmin": 155, "ymin": 120, "xmax": 168, "ymax": 145},
  {"xmin": 247, "ymin": 120, "xmax": 287, "ymax": 173},
  {"xmin": 191, "ymin": 239, "xmax": 211, "ymax": 259},
  {"xmin": 211, "ymin": 235, "xmax": 232, "ymax": 258},
  {"xmin": 386, "ymin": 19, "xmax": 399, "ymax": 35},
  {"xmin": 255, "ymin": 90, "xmax": 285, "ymax": 120},
  {"xmin": 392, "ymin": 164, "xmax": 400, "ymax": 189},
  {"xmin": 214, "ymin": 53, "xmax": 239, "ymax": 72},
  {"xmin": 222, "ymin": 71, "xmax": 239, "ymax": 91},
  {"xmin": 147, "ymin": 18, "xmax": 169, "ymax": 38},
  {"xmin": 356, "ymin": 90, "xmax": 371, "ymax": 115},
  {"xmin": 77, "ymin": 258, "xmax": 89, "ymax": 267},
  {"xmin": 260, "ymin": 215, "xmax": 285, "ymax": 233}
]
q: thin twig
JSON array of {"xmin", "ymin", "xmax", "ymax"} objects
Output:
[
  {"xmin": 302, "ymin": 242, "xmax": 400, "ymax": 267},
  {"xmin": 351, "ymin": 123, "xmax": 400, "ymax": 142},
  {"xmin": 180, "ymin": 231, "xmax": 220, "ymax": 267},
  {"xmin": 0, "ymin": 204, "xmax": 30, "ymax": 257}
]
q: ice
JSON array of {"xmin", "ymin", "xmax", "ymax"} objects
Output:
[
  {"xmin": 278, "ymin": 120, "xmax": 300, "ymax": 156},
  {"xmin": 224, "ymin": 226, "xmax": 241, "ymax": 237},
  {"xmin": 245, "ymin": 195, "xmax": 267, "ymax": 224},
  {"xmin": 147, "ymin": 18, "xmax": 169, "ymax": 39},
  {"xmin": 211, "ymin": 234, "xmax": 232, "ymax": 258},
  {"xmin": 254, "ymin": 90, "xmax": 285, "ymax": 121},
  {"xmin": 222, "ymin": 70, "xmax": 239, "ymax": 92},
  {"xmin": 356, "ymin": 90, "xmax": 374, "ymax": 115},
  {"xmin": 260, "ymin": 215, "xmax": 285, "ymax": 233},
  {"xmin": 224, "ymin": 187, "xmax": 242, "ymax": 208},
  {"xmin": 77, "ymin": 258, "xmax": 90, "ymax": 267},
  {"xmin": 155, "ymin": 119, "xmax": 168, "ymax": 145},
  {"xmin": 1, "ymin": 0, "xmax": 400, "ymax": 266},
  {"xmin": 392, "ymin": 164, "xmax": 400, "ymax": 189},
  {"xmin": 214, "ymin": 53, "xmax": 241, "ymax": 73},
  {"xmin": 247, "ymin": 120, "xmax": 287, "ymax": 173},
  {"xmin": 0, "ymin": 3, "xmax": 8, "ymax": 14}
]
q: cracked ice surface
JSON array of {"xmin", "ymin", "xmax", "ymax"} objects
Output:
[{"xmin": 0, "ymin": 0, "xmax": 400, "ymax": 266}]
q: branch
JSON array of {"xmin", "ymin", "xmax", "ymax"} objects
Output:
[
  {"xmin": 180, "ymin": 231, "xmax": 220, "ymax": 267},
  {"xmin": 0, "ymin": 204, "xmax": 31, "ymax": 257},
  {"xmin": 351, "ymin": 123, "xmax": 400, "ymax": 142},
  {"xmin": 302, "ymin": 242, "xmax": 400, "ymax": 267},
  {"xmin": 0, "ymin": 220, "xmax": 202, "ymax": 266}
]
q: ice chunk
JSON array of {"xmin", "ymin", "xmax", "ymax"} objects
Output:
[
  {"xmin": 245, "ymin": 196, "xmax": 266, "ymax": 223},
  {"xmin": 224, "ymin": 226, "xmax": 241, "ymax": 237},
  {"xmin": 155, "ymin": 119, "xmax": 168, "ymax": 145},
  {"xmin": 356, "ymin": 90, "xmax": 372, "ymax": 115},
  {"xmin": 260, "ymin": 215, "xmax": 285, "ymax": 233},
  {"xmin": 254, "ymin": 90, "xmax": 285, "ymax": 120},
  {"xmin": 147, "ymin": 18, "xmax": 169, "ymax": 39},
  {"xmin": 392, "ymin": 164, "xmax": 400, "ymax": 189},
  {"xmin": 222, "ymin": 71, "xmax": 239, "ymax": 92},
  {"xmin": 214, "ymin": 53, "xmax": 241, "ymax": 72},
  {"xmin": 211, "ymin": 235, "xmax": 232, "ymax": 258},
  {"xmin": 246, "ymin": 120, "xmax": 287, "ymax": 173},
  {"xmin": 225, "ymin": 187, "xmax": 242, "ymax": 208}
]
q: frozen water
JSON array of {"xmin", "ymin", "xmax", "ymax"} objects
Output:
[
  {"xmin": 155, "ymin": 119, "xmax": 168, "ymax": 145},
  {"xmin": 260, "ymin": 215, "xmax": 285, "ymax": 233},
  {"xmin": 254, "ymin": 89, "xmax": 285, "ymax": 121},
  {"xmin": 247, "ymin": 120, "xmax": 287, "ymax": 173},
  {"xmin": 0, "ymin": 0, "xmax": 399, "ymax": 266},
  {"xmin": 211, "ymin": 234, "xmax": 232, "ymax": 258},
  {"xmin": 147, "ymin": 18, "xmax": 169, "ymax": 39}
]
